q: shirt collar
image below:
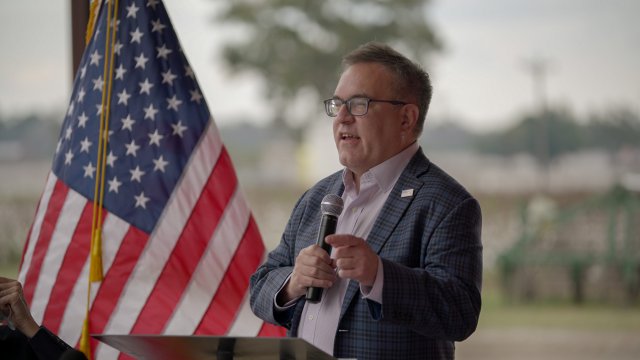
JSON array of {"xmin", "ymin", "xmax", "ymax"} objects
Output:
[{"xmin": 342, "ymin": 141, "xmax": 420, "ymax": 193}]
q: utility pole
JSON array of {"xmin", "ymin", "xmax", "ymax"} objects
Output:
[
  {"xmin": 523, "ymin": 57, "xmax": 552, "ymax": 192},
  {"xmin": 524, "ymin": 58, "xmax": 551, "ymax": 111}
]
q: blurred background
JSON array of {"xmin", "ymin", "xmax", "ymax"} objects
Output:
[{"xmin": 1, "ymin": 0, "xmax": 639, "ymax": 359}]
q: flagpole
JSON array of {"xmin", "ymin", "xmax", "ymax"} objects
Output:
[{"xmin": 79, "ymin": 0, "xmax": 119, "ymax": 357}]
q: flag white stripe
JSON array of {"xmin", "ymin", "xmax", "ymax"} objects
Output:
[
  {"xmin": 30, "ymin": 189, "xmax": 87, "ymax": 324},
  {"xmin": 18, "ymin": 172, "xmax": 56, "ymax": 284},
  {"xmin": 57, "ymin": 252, "xmax": 90, "ymax": 346},
  {"xmin": 227, "ymin": 251, "xmax": 269, "ymax": 337},
  {"xmin": 163, "ymin": 189, "xmax": 249, "ymax": 334},
  {"xmin": 227, "ymin": 286, "xmax": 264, "ymax": 337},
  {"xmin": 58, "ymin": 213, "xmax": 130, "ymax": 344},
  {"xmin": 95, "ymin": 340, "xmax": 119, "ymax": 360},
  {"xmin": 103, "ymin": 121, "xmax": 221, "ymax": 334}
]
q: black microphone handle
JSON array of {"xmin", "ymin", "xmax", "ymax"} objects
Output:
[{"xmin": 306, "ymin": 214, "xmax": 338, "ymax": 303}]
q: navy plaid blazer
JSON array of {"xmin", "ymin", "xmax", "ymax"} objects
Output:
[{"xmin": 250, "ymin": 148, "xmax": 482, "ymax": 360}]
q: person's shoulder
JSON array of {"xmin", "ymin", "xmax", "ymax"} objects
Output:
[{"xmin": 410, "ymin": 153, "xmax": 476, "ymax": 202}]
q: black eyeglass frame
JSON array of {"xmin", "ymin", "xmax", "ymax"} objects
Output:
[{"xmin": 323, "ymin": 96, "xmax": 408, "ymax": 117}]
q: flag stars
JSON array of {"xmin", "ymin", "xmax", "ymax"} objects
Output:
[
  {"xmin": 144, "ymin": 104, "xmax": 159, "ymax": 120},
  {"xmin": 65, "ymin": 127, "xmax": 73, "ymax": 140},
  {"xmin": 126, "ymin": 3, "xmax": 140, "ymax": 18},
  {"xmin": 109, "ymin": 18, "xmax": 121, "ymax": 30},
  {"xmin": 166, "ymin": 95, "xmax": 183, "ymax": 111},
  {"xmin": 121, "ymin": 114, "xmax": 136, "ymax": 131},
  {"xmin": 96, "ymin": 104, "xmax": 103, "ymax": 116},
  {"xmin": 153, "ymin": 155, "xmax": 169, "ymax": 172},
  {"xmin": 77, "ymin": 88, "xmax": 86, "ymax": 102},
  {"xmin": 77, "ymin": 112, "xmax": 89, "ymax": 128},
  {"xmin": 189, "ymin": 89, "xmax": 203, "ymax": 104},
  {"xmin": 67, "ymin": 102, "xmax": 75, "ymax": 116},
  {"xmin": 151, "ymin": 19, "xmax": 166, "ymax": 33},
  {"xmin": 108, "ymin": 176, "xmax": 122, "ymax": 193},
  {"xmin": 83, "ymin": 162, "xmax": 96, "ymax": 178},
  {"xmin": 134, "ymin": 53, "xmax": 149, "ymax": 69},
  {"xmin": 171, "ymin": 121, "xmax": 187, "ymax": 137},
  {"xmin": 161, "ymin": 70, "xmax": 177, "ymax": 85},
  {"xmin": 147, "ymin": 0, "xmax": 160, "ymax": 10},
  {"xmin": 139, "ymin": 78, "xmax": 154, "ymax": 95},
  {"xmin": 130, "ymin": 166, "xmax": 145, "ymax": 182},
  {"xmin": 89, "ymin": 50, "xmax": 102, "ymax": 66},
  {"xmin": 80, "ymin": 137, "xmax": 93, "ymax": 153},
  {"xmin": 130, "ymin": 27, "xmax": 144, "ymax": 44},
  {"xmin": 184, "ymin": 65, "xmax": 195, "ymax": 79},
  {"xmin": 80, "ymin": 65, "xmax": 87, "ymax": 79},
  {"xmin": 106, "ymin": 151, "xmax": 118, "ymax": 167},
  {"xmin": 125, "ymin": 140, "xmax": 140, "ymax": 157},
  {"xmin": 134, "ymin": 191, "xmax": 150, "ymax": 209},
  {"xmin": 64, "ymin": 150, "xmax": 74, "ymax": 165},
  {"xmin": 117, "ymin": 89, "xmax": 131, "ymax": 105},
  {"xmin": 148, "ymin": 129, "xmax": 164, "ymax": 146},
  {"xmin": 114, "ymin": 64, "xmax": 127, "ymax": 80},
  {"xmin": 113, "ymin": 41, "xmax": 123, "ymax": 55},
  {"xmin": 92, "ymin": 76, "xmax": 104, "ymax": 91},
  {"xmin": 156, "ymin": 44, "xmax": 172, "ymax": 59}
]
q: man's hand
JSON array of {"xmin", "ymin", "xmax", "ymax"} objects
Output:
[
  {"xmin": 326, "ymin": 234, "xmax": 379, "ymax": 287},
  {"xmin": 0, "ymin": 276, "xmax": 40, "ymax": 338},
  {"xmin": 279, "ymin": 244, "xmax": 337, "ymax": 304}
]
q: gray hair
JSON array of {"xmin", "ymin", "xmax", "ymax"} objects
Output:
[{"xmin": 342, "ymin": 42, "xmax": 432, "ymax": 135}]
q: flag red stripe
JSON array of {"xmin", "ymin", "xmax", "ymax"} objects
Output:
[
  {"xmin": 23, "ymin": 180, "xmax": 69, "ymax": 305},
  {"xmin": 88, "ymin": 226, "xmax": 149, "ymax": 337},
  {"xmin": 258, "ymin": 322, "xmax": 287, "ymax": 337},
  {"xmin": 130, "ymin": 149, "xmax": 238, "ymax": 334},
  {"xmin": 20, "ymin": 191, "xmax": 46, "ymax": 271},
  {"xmin": 42, "ymin": 202, "xmax": 96, "ymax": 333},
  {"xmin": 194, "ymin": 216, "xmax": 264, "ymax": 334}
]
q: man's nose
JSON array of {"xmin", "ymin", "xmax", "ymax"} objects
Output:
[{"xmin": 335, "ymin": 105, "xmax": 354, "ymax": 123}]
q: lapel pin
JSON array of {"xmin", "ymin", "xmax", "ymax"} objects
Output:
[{"xmin": 401, "ymin": 189, "xmax": 414, "ymax": 198}]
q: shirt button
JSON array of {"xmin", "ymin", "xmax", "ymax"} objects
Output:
[{"xmin": 308, "ymin": 315, "xmax": 314, "ymax": 320}]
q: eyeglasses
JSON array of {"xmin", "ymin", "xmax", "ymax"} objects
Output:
[{"xmin": 323, "ymin": 96, "xmax": 407, "ymax": 117}]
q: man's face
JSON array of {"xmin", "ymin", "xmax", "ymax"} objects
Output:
[{"xmin": 332, "ymin": 62, "xmax": 412, "ymax": 176}]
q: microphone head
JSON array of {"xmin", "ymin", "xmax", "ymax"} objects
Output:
[{"xmin": 321, "ymin": 194, "xmax": 344, "ymax": 217}]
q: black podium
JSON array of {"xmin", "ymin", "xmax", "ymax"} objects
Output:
[{"xmin": 93, "ymin": 334, "xmax": 336, "ymax": 360}]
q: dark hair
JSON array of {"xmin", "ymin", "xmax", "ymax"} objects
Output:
[{"xmin": 342, "ymin": 42, "xmax": 432, "ymax": 135}]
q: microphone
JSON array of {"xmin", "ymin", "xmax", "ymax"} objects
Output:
[{"xmin": 306, "ymin": 194, "xmax": 344, "ymax": 303}]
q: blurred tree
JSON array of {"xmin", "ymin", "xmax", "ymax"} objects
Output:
[
  {"xmin": 475, "ymin": 108, "xmax": 583, "ymax": 164},
  {"xmin": 214, "ymin": 0, "xmax": 442, "ymax": 139},
  {"xmin": 585, "ymin": 107, "xmax": 640, "ymax": 152}
]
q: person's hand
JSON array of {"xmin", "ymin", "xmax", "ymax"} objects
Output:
[
  {"xmin": 0, "ymin": 276, "xmax": 40, "ymax": 338},
  {"xmin": 279, "ymin": 244, "xmax": 337, "ymax": 304},
  {"xmin": 326, "ymin": 234, "xmax": 379, "ymax": 287}
]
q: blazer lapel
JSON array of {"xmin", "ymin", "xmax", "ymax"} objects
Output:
[{"xmin": 339, "ymin": 150, "xmax": 430, "ymax": 319}]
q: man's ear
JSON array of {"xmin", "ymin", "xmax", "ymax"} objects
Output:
[{"xmin": 400, "ymin": 104, "xmax": 419, "ymax": 132}]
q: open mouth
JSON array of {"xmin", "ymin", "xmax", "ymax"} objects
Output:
[{"xmin": 340, "ymin": 133, "xmax": 360, "ymax": 140}]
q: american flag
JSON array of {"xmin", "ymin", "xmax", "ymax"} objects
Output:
[{"xmin": 18, "ymin": 0, "xmax": 283, "ymax": 358}]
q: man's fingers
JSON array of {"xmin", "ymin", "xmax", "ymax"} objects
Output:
[
  {"xmin": 325, "ymin": 234, "xmax": 360, "ymax": 248},
  {"xmin": 290, "ymin": 244, "xmax": 337, "ymax": 292}
]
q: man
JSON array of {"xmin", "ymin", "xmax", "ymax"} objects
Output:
[
  {"xmin": 250, "ymin": 42, "xmax": 482, "ymax": 359},
  {"xmin": 1, "ymin": 276, "xmax": 74, "ymax": 359}
]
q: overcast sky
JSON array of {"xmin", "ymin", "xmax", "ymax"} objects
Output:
[{"xmin": 1, "ymin": 0, "xmax": 638, "ymax": 132}]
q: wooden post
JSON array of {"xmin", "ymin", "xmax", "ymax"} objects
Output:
[{"xmin": 70, "ymin": 0, "xmax": 90, "ymax": 78}]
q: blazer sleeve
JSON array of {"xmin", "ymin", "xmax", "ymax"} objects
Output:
[
  {"xmin": 249, "ymin": 191, "xmax": 309, "ymax": 329},
  {"xmin": 29, "ymin": 326, "xmax": 72, "ymax": 360},
  {"xmin": 378, "ymin": 196, "xmax": 483, "ymax": 341}
]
